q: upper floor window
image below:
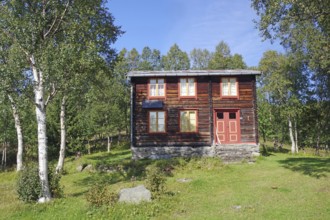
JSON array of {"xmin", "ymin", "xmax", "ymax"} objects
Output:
[
  {"xmin": 149, "ymin": 111, "xmax": 166, "ymax": 133},
  {"xmin": 180, "ymin": 110, "xmax": 197, "ymax": 132},
  {"xmin": 149, "ymin": 78, "xmax": 165, "ymax": 98},
  {"xmin": 179, "ymin": 78, "xmax": 196, "ymax": 97},
  {"xmin": 221, "ymin": 78, "xmax": 238, "ymax": 97}
]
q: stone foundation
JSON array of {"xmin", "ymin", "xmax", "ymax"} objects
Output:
[
  {"xmin": 131, "ymin": 143, "xmax": 259, "ymax": 162},
  {"xmin": 215, "ymin": 144, "xmax": 260, "ymax": 163}
]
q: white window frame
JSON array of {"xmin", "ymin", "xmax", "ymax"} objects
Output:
[
  {"xmin": 221, "ymin": 77, "xmax": 238, "ymax": 97},
  {"xmin": 179, "ymin": 78, "xmax": 196, "ymax": 97},
  {"xmin": 149, "ymin": 78, "xmax": 165, "ymax": 97}
]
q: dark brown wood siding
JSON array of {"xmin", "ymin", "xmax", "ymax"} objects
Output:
[{"xmin": 132, "ymin": 75, "xmax": 258, "ymax": 147}]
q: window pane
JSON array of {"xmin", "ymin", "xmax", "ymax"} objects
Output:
[
  {"xmin": 180, "ymin": 111, "xmax": 188, "ymax": 131},
  {"xmin": 229, "ymin": 112, "xmax": 236, "ymax": 119},
  {"xmin": 149, "ymin": 112, "xmax": 157, "ymax": 132},
  {"xmin": 190, "ymin": 121, "xmax": 196, "ymax": 131},
  {"xmin": 189, "ymin": 112, "xmax": 196, "ymax": 131},
  {"xmin": 150, "ymin": 112, "xmax": 156, "ymax": 119},
  {"xmin": 158, "ymin": 79, "xmax": 164, "ymax": 84},
  {"xmin": 150, "ymin": 123, "xmax": 157, "ymax": 132},
  {"xmin": 222, "ymin": 82, "xmax": 229, "ymax": 95},
  {"xmin": 181, "ymin": 80, "xmax": 187, "ymax": 96},
  {"xmin": 217, "ymin": 112, "xmax": 224, "ymax": 119},
  {"xmin": 230, "ymin": 79, "xmax": 236, "ymax": 95},
  {"xmin": 158, "ymin": 112, "xmax": 164, "ymax": 119},
  {"xmin": 189, "ymin": 111, "xmax": 196, "ymax": 120},
  {"xmin": 158, "ymin": 84, "xmax": 164, "ymax": 96},
  {"xmin": 150, "ymin": 79, "xmax": 156, "ymax": 84},
  {"xmin": 150, "ymin": 85, "xmax": 156, "ymax": 96},
  {"xmin": 158, "ymin": 124, "xmax": 165, "ymax": 132},
  {"xmin": 188, "ymin": 79, "xmax": 195, "ymax": 96}
]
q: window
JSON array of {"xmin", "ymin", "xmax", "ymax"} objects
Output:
[
  {"xmin": 217, "ymin": 112, "xmax": 224, "ymax": 119},
  {"xmin": 149, "ymin": 111, "xmax": 165, "ymax": 133},
  {"xmin": 180, "ymin": 110, "xmax": 197, "ymax": 132},
  {"xmin": 221, "ymin": 78, "xmax": 237, "ymax": 97},
  {"xmin": 229, "ymin": 112, "xmax": 236, "ymax": 119},
  {"xmin": 179, "ymin": 78, "xmax": 196, "ymax": 97},
  {"xmin": 149, "ymin": 78, "xmax": 165, "ymax": 97}
]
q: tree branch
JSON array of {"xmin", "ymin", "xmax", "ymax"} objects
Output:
[
  {"xmin": 45, "ymin": 83, "xmax": 57, "ymax": 106},
  {"xmin": 44, "ymin": 1, "xmax": 70, "ymax": 39}
]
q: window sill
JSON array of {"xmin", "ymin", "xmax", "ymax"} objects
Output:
[
  {"xmin": 148, "ymin": 96, "xmax": 166, "ymax": 100},
  {"xmin": 148, "ymin": 132, "xmax": 167, "ymax": 135}
]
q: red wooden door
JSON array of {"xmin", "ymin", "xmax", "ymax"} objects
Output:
[{"xmin": 215, "ymin": 110, "xmax": 240, "ymax": 144}]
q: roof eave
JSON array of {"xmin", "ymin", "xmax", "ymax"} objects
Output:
[{"xmin": 127, "ymin": 70, "xmax": 261, "ymax": 78}]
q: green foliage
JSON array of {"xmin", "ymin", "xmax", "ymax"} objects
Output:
[
  {"xmin": 145, "ymin": 166, "xmax": 166, "ymax": 197},
  {"xmin": 162, "ymin": 44, "xmax": 190, "ymax": 70},
  {"xmin": 16, "ymin": 166, "xmax": 41, "ymax": 202},
  {"xmin": 208, "ymin": 41, "xmax": 247, "ymax": 69},
  {"xmin": 258, "ymin": 50, "xmax": 310, "ymax": 150},
  {"xmin": 252, "ymin": 0, "xmax": 329, "ymax": 74},
  {"xmin": 190, "ymin": 48, "xmax": 212, "ymax": 70},
  {"xmin": 16, "ymin": 164, "xmax": 63, "ymax": 203},
  {"xmin": 85, "ymin": 184, "xmax": 118, "ymax": 207}
]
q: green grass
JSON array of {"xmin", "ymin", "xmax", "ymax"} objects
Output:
[{"xmin": 1, "ymin": 147, "xmax": 329, "ymax": 220}]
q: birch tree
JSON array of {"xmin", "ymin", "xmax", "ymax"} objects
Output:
[
  {"xmin": 162, "ymin": 44, "xmax": 190, "ymax": 70},
  {"xmin": 259, "ymin": 51, "xmax": 307, "ymax": 153},
  {"xmin": 0, "ymin": 33, "xmax": 29, "ymax": 171},
  {"xmin": 0, "ymin": 0, "xmax": 122, "ymax": 201},
  {"xmin": 190, "ymin": 48, "xmax": 212, "ymax": 70}
]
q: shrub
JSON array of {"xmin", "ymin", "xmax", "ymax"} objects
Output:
[
  {"xmin": 85, "ymin": 184, "xmax": 118, "ymax": 207},
  {"xmin": 16, "ymin": 164, "xmax": 63, "ymax": 202},
  {"xmin": 145, "ymin": 166, "xmax": 166, "ymax": 198}
]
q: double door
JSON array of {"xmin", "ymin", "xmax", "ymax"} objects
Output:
[{"xmin": 215, "ymin": 110, "xmax": 240, "ymax": 144}]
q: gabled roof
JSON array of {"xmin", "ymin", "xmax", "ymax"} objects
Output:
[{"xmin": 128, "ymin": 70, "xmax": 261, "ymax": 78}]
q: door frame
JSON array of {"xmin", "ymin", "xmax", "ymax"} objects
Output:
[{"xmin": 213, "ymin": 109, "xmax": 241, "ymax": 144}]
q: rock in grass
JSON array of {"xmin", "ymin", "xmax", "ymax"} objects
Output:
[
  {"xmin": 76, "ymin": 165, "xmax": 84, "ymax": 172},
  {"xmin": 118, "ymin": 185, "xmax": 151, "ymax": 204},
  {"xmin": 177, "ymin": 178, "xmax": 192, "ymax": 183},
  {"xmin": 232, "ymin": 205, "xmax": 241, "ymax": 210},
  {"xmin": 83, "ymin": 164, "xmax": 93, "ymax": 172}
]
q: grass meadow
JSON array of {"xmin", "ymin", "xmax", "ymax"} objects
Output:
[{"xmin": 0, "ymin": 145, "xmax": 329, "ymax": 220}]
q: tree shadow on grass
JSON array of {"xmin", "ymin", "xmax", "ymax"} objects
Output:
[
  {"xmin": 74, "ymin": 156, "xmax": 185, "ymax": 190},
  {"xmin": 278, "ymin": 157, "xmax": 330, "ymax": 178},
  {"xmin": 260, "ymin": 143, "xmax": 290, "ymax": 156}
]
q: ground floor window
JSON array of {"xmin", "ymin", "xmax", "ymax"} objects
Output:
[
  {"xmin": 149, "ymin": 111, "xmax": 165, "ymax": 133},
  {"xmin": 180, "ymin": 110, "xmax": 197, "ymax": 132}
]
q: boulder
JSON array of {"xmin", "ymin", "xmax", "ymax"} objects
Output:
[
  {"xmin": 76, "ymin": 165, "xmax": 84, "ymax": 172},
  {"xmin": 83, "ymin": 164, "xmax": 93, "ymax": 172},
  {"xmin": 118, "ymin": 185, "xmax": 151, "ymax": 204}
]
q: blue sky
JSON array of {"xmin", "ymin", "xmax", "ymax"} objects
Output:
[{"xmin": 107, "ymin": 0, "xmax": 283, "ymax": 67}]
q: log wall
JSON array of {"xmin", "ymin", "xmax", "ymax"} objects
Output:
[{"xmin": 132, "ymin": 75, "xmax": 258, "ymax": 147}]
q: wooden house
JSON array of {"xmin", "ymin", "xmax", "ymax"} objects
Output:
[{"xmin": 128, "ymin": 70, "xmax": 261, "ymax": 161}]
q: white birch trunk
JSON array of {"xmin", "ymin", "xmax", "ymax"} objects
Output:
[
  {"xmin": 294, "ymin": 119, "xmax": 299, "ymax": 153},
  {"xmin": 56, "ymin": 96, "xmax": 66, "ymax": 173},
  {"xmin": 1, "ymin": 142, "xmax": 6, "ymax": 168},
  {"xmin": 8, "ymin": 95, "xmax": 24, "ymax": 171},
  {"xmin": 31, "ymin": 55, "xmax": 51, "ymax": 202},
  {"xmin": 288, "ymin": 117, "xmax": 296, "ymax": 154},
  {"xmin": 107, "ymin": 136, "xmax": 112, "ymax": 152}
]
